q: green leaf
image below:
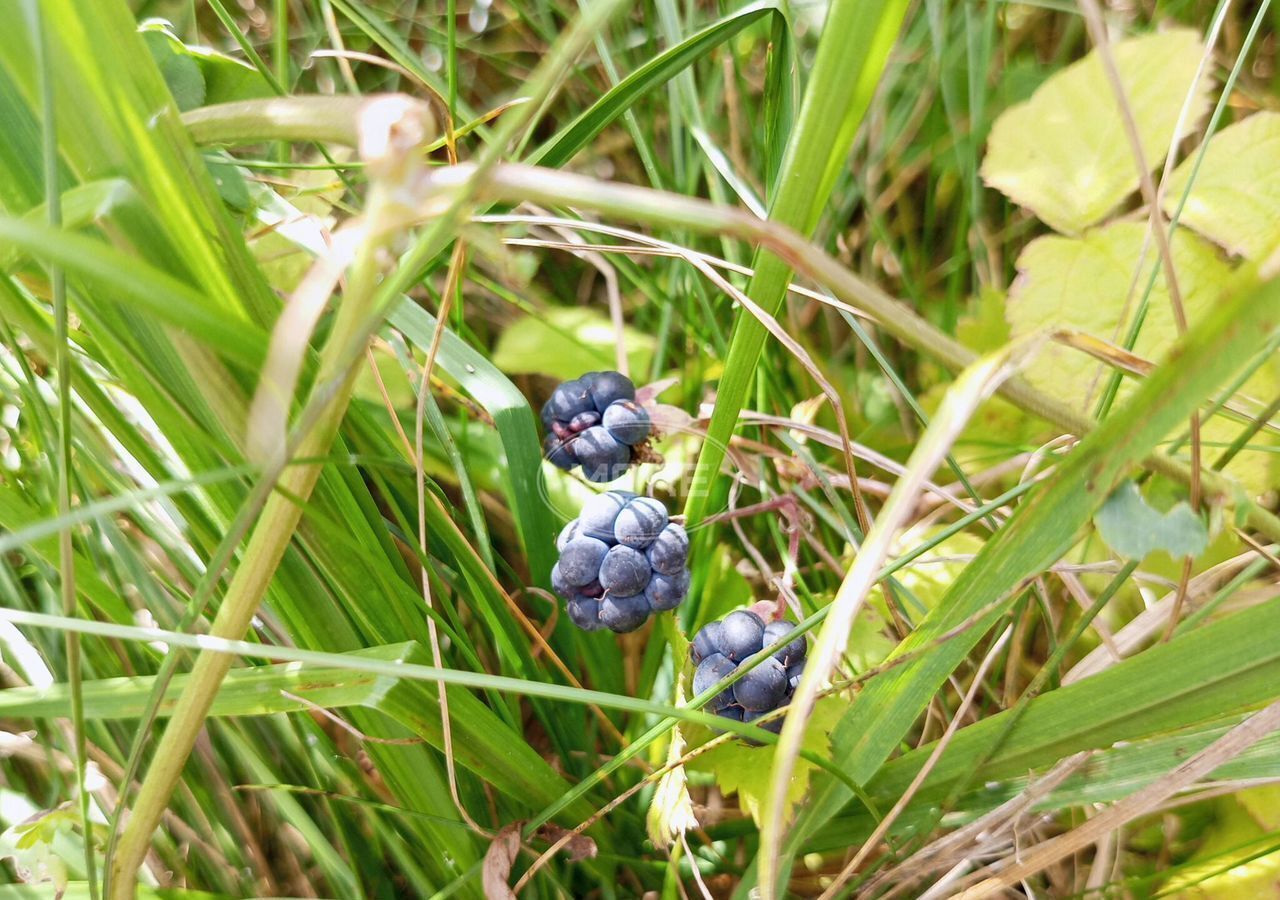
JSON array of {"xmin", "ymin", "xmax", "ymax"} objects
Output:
[
  {"xmin": 982, "ymin": 29, "xmax": 1210, "ymax": 234},
  {"xmin": 140, "ymin": 16, "xmax": 275, "ymax": 115},
  {"xmin": 1164, "ymin": 111, "xmax": 1280, "ymax": 260},
  {"xmin": 491, "ymin": 306, "xmax": 654, "ymax": 381},
  {"xmin": 956, "ymin": 288, "xmax": 1011, "ymax": 353},
  {"xmin": 140, "ymin": 24, "xmax": 205, "ymax": 112},
  {"xmin": 692, "ymin": 697, "xmax": 842, "ymax": 826},
  {"xmin": 188, "ymin": 46, "xmax": 273, "ymax": 106},
  {"xmin": 1095, "ymin": 480, "xmax": 1207, "ymax": 560},
  {"xmin": 204, "ymin": 156, "xmax": 251, "ymax": 211},
  {"xmin": 140, "ymin": 18, "xmax": 272, "ymax": 108}
]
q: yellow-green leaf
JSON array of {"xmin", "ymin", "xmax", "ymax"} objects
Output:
[
  {"xmin": 491, "ymin": 306, "xmax": 654, "ymax": 381},
  {"xmin": 982, "ymin": 29, "xmax": 1210, "ymax": 234},
  {"xmin": 1165, "ymin": 111, "xmax": 1280, "ymax": 260},
  {"xmin": 691, "ymin": 696, "xmax": 841, "ymax": 827},
  {"xmin": 1005, "ymin": 221, "xmax": 1279, "ymax": 492},
  {"xmin": 1007, "ymin": 222, "xmax": 1227, "ymax": 408}
]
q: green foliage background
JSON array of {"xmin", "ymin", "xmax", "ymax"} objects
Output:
[{"xmin": 0, "ymin": 0, "xmax": 1277, "ymax": 897}]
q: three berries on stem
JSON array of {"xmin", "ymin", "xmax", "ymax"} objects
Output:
[{"xmin": 538, "ymin": 370, "xmax": 806, "ymax": 738}]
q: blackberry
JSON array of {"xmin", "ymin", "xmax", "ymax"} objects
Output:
[
  {"xmin": 689, "ymin": 612, "xmax": 808, "ymax": 741},
  {"xmin": 540, "ymin": 371, "xmax": 653, "ymax": 483},
  {"xmin": 552, "ymin": 490, "xmax": 690, "ymax": 632}
]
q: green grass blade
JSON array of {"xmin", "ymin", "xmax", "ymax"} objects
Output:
[
  {"xmin": 531, "ymin": 1, "xmax": 784, "ymax": 168},
  {"xmin": 0, "ymin": 217, "xmax": 267, "ymax": 370},
  {"xmin": 809, "ymin": 714, "xmax": 1280, "ymax": 850},
  {"xmin": 0, "ymin": 641, "xmax": 598, "ymax": 824},
  {"xmin": 388, "ymin": 299, "xmax": 555, "ymax": 584},
  {"xmin": 683, "ymin": 0, "xmax": 910, "ymax": 526},
  {"xmin": 864, "ymin": 594, "xmax": 1280, "ymax": 808},
  {"xmin": 781, "ymin": 269, "xmax": 1280, "ymax": 859}
]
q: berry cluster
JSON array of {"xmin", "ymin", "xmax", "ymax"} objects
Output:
[
  {"xmin": 552, "ymin": 490, "xmax": 691, "ymax": 633},
  {"xmin": 690, "ymin": 611, "xmax": 807, "ymax": 735},
  {"xmin": 541, "ymin": 371, "xmax": 651, "ymax": 483}
]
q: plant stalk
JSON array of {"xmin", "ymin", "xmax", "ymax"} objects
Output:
[
  {"xmin": 106, "ymin": 208, "xmax": 389, "ymax": 900},
  {"xmin": 682, "ymin": 0, "xmax": 910, "ymax": 529}
]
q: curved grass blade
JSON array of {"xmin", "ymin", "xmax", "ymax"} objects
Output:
[
  {"xmin": 531, "ymin": 1, "xmax": 785, "ymax": 169},
  {"xmin": 388, "ymin": 299, "xmax": 555, "ymax": 585}
]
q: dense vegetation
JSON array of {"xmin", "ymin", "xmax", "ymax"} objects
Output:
[{"xmin": 0, "ymin": 0, "xmax": 1278, "ymax": 897}]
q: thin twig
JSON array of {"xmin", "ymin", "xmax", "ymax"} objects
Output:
[
  {"xmin": 415, "ymin": 241, "xmax": 488, "ymax": 835},
  {"xmin": 820, "ymin": 626, "xmax": 1014, "ymax": 899},
  {"xmin": 951, "ymin": 697, "xmax": 1280, "ymax": 898}
]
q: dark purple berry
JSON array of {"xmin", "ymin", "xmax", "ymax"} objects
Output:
[
  {"xmin": 646, "ymin": 523, "xmax": 688, "ymax": 575},
  {"xmin": 733, "ymin": 657, "xmax": 788, "ymax": 711},
  {"xmin": 693, "ymin": 653, "xmax": 736, "ymax": 711},
  {"xmin": 548, "ymin": 379, "xmax": 593, "ymax": 421},
  {"xmin": 602, "ymin": 400, "xmax": 651, "ymax": 446},
  {"xmin": 720, "ymin": 610, "xmax": 765, "ymax": 661},
  {"xmin": 569, "ymin": 410, "xmax": 601, "ymax": 432},
  {"xmin": 613, "ymin": 497, "xmax": 668, "ymax": 548},
  {"xmin": 763, "ymin": 620, "xmax": 806, "ymax": 666},
  {"xmin": 690, "ymin": 620, "xmax": 723, "ymax": 664},
  {"xmin": 551, "ymin": 563, "xmax": 572, "ymax": 598},
  {"xmin": 544, "ymin": 435, "xmax": 577, "ymax": 470},
  {"xmin": 587, "ymin": 371, "xmax": 635, "ymax": 412},
  {"xmin": 567, "ymin": 597, "xmax": 602, "ymax": 631},
  {"xmin": 645, "ymin": 568, "xmax": 689, "ymax": 611},
  {"xmin": 600, "ymin": 594, "xmax": 650, "ymax": 633},
  {"xmin": 598, "ymin": 545, "xmax": 650, "ymax": 597},
  {"xmin": 574, "ymin": 427, "xmax": 631, "ymax": 483},
  {"xmin": 558, "ymin": 537, "xmax": 608, "ymax": 587},
  {"xmin": 555, "ymin": 520, "xmax": 579, "ymax": 552},
  {"xmin": 578, "ymin": 491, "xmax": 631, "ymax": 542},
  {"xmin": 786, "ymin": 659, "xmax": 806, "ymax": 693}
]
